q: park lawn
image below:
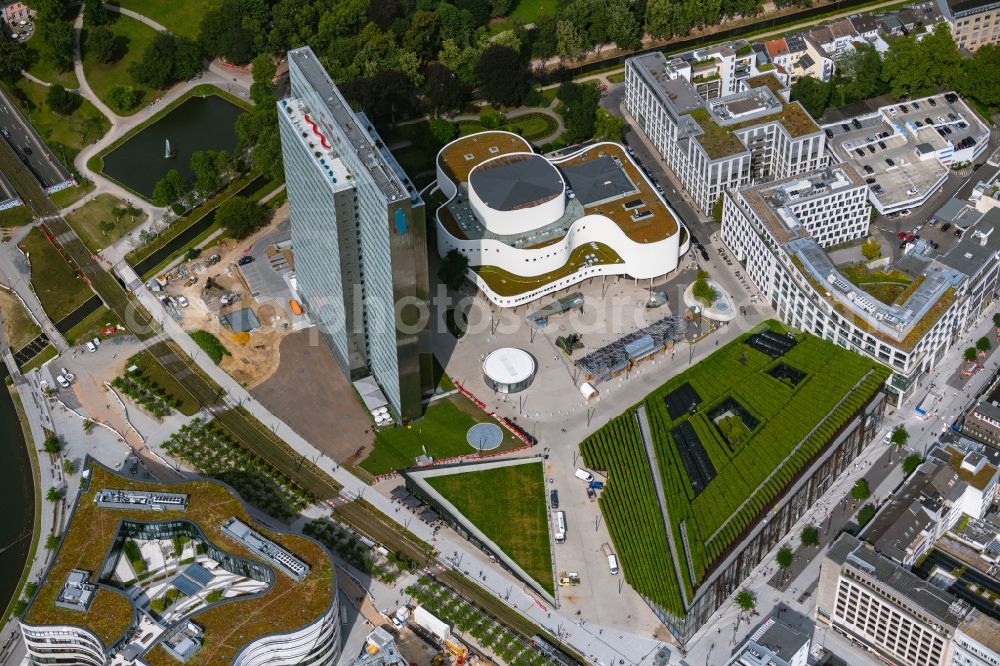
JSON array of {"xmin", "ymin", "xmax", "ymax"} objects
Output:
[
  {"xmin": 0, "ymin": 287, "xmax": 41, "ymax": 350},
  {"xmin": 66, "ymin": 193, "xmax": 147, "ymax": 252},
  {"xmin": 127, "ymin": 351, "xmax": 200, "ymax": 416},
  {"xmin": 360, "ymin": 394, "xmax": 521, "ymax": 476},
  {"xmin": 64, "ymin": 305, "xmax": 119, "ymax": 346},
  {"xmin": 5, "ymin": 80, "xmax": 110, "ymax": 159},
  {"xmin": 0, "ymin": 206, "xmax": 33, "ymax": 228},
  {"xmin": 50, "ymin": 180, "xmax": 96, "ymax": 209},
  {"xmin": 26, "ymin": 38, "xmax": 79, "ymax": 88},
  {"xmin": 490, "ymin": 0, "xmax": 557, "ymax": 33},
  {"xmin": 427, "ymin": 462, "xmax": 553, "ymax": 594},
  {"xmin": 116, "ymin": 0, "xmax": 223, "ymax": 39},
  {"xmin": 18, "ymin": 227, "xmax": 93, "ymax": 322},
  {"xmin": 81, "ymin": 15, "xmax": 162, "ymax": 115}
]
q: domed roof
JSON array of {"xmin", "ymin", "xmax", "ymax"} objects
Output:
[{"xmin": 469, "ymin": 153, "xmax": 564, "ymax": 212}]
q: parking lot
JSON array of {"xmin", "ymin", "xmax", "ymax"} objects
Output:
[{"xmin": 823, "ymin": 93, "xmax": 988, "ymax": 213}]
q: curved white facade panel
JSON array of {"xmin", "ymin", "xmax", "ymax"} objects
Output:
[
  {"xmin": 233, "ymin": 602, "xmax": 341, "ymax": 666},
  {"xmin": 467, "ymin": 153, "xmax": 567, "ymax": 235},
  {"xmin": 21, "ymin": 623, "xmax": 107, "ymax": 666},
  {"xmin": 436, "ymin": 134, "xmax": 688, "ymax": 307}
]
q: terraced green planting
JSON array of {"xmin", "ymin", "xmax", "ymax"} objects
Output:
[
  {"xmin": 581, "ymin": 323, "xmax": 888, "ymax": 616},
  {"xmin": 427, "ymin": 462, "xmax": 553, "ymax": 594}
]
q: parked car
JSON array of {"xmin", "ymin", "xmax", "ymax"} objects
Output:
[
  {"xmin": 1, "ymin": 128, "xmax": 8, "ymax": 139},
  {"xmin": 550, "ymin": 490, "xmax": 559, "ymax": 509},
  {"xmin": 942, "ymin": 223, "xmax": 952, "ymax": 231},
  {"xmin": 856, "ymin": 148, "xmax": 866, "ymax": 157},
  {"xmin": 575, "ymin": 468, "xmax": 594, "ymax": 482},
  {"xmin": 878, "ymin": 141, "xmax": 886, "ymax": 149},
  {"xmin": 825, "ymin": 128, "xmax": 833, "ymax": 138},
  {"xmin": 176, "ymin": 296, "xmax": 189, "ymax": 308},
  {"xmin": 900, "ymin": 104, "xmax": 909, "ymax": 113},
  {"xmin": 955, "ymin": 229, "xmax": 963, "ymax": 237},
  {"xmin": 237, "ymin": 255, "xmax": 255, "ymax": 266},
  {"xmin": 928, "ymin": 97, "xmax": 937, "ymax": 106},
  {"xmin": 885, "ymin": 158, "xmax": 895, "ymax": 167},
  {"xmin": 945, "ymin": 93, "xmax": 958, "ymax": 103},
  {"xmin": 60, "ymin": 368, "xmax": 75, "ymax": 383},
  {"xmin": 92, "ymin": 337, "xmax": 101, "ymax": 348},
  {"xmin": 864, "ymin": 165, "xmax": 874, "ymax": 174},
  {"xmin": 55, "ymin": 375, "xmax": 70, "ymax": 388},
  {"xmin": 85, "ymin": 341, "xmax": 97, "ymax": 353},
  {"xmin": 912, "ymin": 101, "xmax": 921, "ymax": 109},
  {"xmin": 589, "ymin": 480, "xmax": 605, "ymax": 490}
]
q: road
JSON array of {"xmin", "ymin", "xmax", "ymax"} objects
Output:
[{"xmin": 0, "ymin": 87, "xmax": 72, "ymax": 192}]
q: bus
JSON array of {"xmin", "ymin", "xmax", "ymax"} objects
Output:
[{"xmin": 554, "ymin": 511, "xmax": 566, "ymax": 544}]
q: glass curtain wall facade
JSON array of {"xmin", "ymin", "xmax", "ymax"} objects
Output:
[{"xmin": 281, "ymin": 46, "xmax": 430, "ymax": 420}]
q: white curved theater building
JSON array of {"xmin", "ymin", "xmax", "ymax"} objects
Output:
[{"xmin": 435, "ymin": 132, "xmax": 689, "ymax": 306}]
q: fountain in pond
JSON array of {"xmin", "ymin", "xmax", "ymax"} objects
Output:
[{"xmin": 165, "ymin": 138, "xmax": 175, "ymax": 159}]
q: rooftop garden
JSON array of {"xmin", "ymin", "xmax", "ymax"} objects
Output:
[
  {"xmin": 747, "ymin": 73, "xmax": 783, "ymax": 94},
  {"xmin": 473, "ymin": 242, "xmax": 623, "ymax": 297},
  {"xmin": 426, "ymin": 462, "xmax": 554, "ymax": 594},
  {"xmin": 688, "ymin": 108, "xmax": 747, "ymax": 160},
  {"xmin": 840, "ymin": 263, "xmax": 913, "ymax": 305},
  {"xmin": 580, "ymin": 323, "xmax": 888, "ymax": 617},
  {"xmin": 944, "ymin": 447, "xmax": 998, "ymax": 491},
  {"xmin": 23, "ymin": 462, "xmax": 334, "ymax": 664}
]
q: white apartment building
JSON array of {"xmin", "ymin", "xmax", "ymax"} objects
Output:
[
  {"xmin": 817, "ymin": 534, "xmax": 979, "ymax": 666},
  {"xmin": 952, "ymin": 614, "xmax": 1000, "ymax": 666},
  {"xmin": 625, "ymin": 52, "xmax": 827, "ymax": 215},
  {"xmin": 721, "ymin": 164, "xmax": 1000, "ymax": 405},
  {"xmin": 726, "ymin": 617, "xmax": 811, "ymax": 666}
]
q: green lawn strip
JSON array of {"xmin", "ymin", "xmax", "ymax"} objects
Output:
[
  {"xmin": 427, "ymin": 462, "xmax": 554, "ymax": 594},
  {"xmin": 581, "ymin": 323, "xmax": 889, "ymax": 617},
  {"xmin": 50, "ymin": 180, "xmax": 96, "ymax": 209},
  {"xmin": 81, "ymin": 15, "xmax": 163, "ymax": 115},
  {"xmin": 20, "ymin": 345, "xmax": 56, "ymax": 373},
  {"xmin": 63, "ymin": 305, "xmax": 120, "ymax": 346},
  {"xmin": 473, "ymin": 242, "xmax": 623, "ymax": 297},
  {"xmin": 489, "ymin": 0, "xmax": 557, "ymax": 33},
  {"xmin": 189, "ymin": 330, "xmax": 229, "ymax": 364},
  {"xmin": 0, "ymin": 206, "xmax": 34, "ymax": 227},
  {"xmin": 4, "ymin": 79, "xmax": 110, "ymax": 158},
  {"xmin": 360, "ymin": 394, "xmax": 520, "ymax": 476},
  {"xmin": 3, "ymin": 388, "xmax": 41, "ymax": 624},
  {"xmin": 0, "ymin": 287, "xmax": 41, "ymax": 350},
  {"xmin": 607, "ymin": 72, "xmax": 626, "ymax": 84},
  {"xmin": 17, "ymin": 227, "xmax": 93, "ymax": 321},
  {"xmin": 65, "ymin": 193, "xmax": 146, "ymax": 253},
  {"xmin": 25, "ymin": 37, "xmax": 79, "ymax": 88},
  {"xmin": 126, "ymin": 350, "xmax": 200, "ymax": 416},
  {"xmin": 115, "ymin": 0, "xmax": 223, "ymax": 39}
]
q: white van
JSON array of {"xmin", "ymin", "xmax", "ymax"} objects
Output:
[
  {"xmin": 554, "ymin": 511, "xmax": 566, "ymax": 544},
  {"xmin": 608, "ymin": 554, "xmax": 620, "ymax": 575},
  {"xmin": 575, "ymin": 468, "xmax": 594, "ymax": 482}
]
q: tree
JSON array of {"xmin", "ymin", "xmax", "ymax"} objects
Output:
[
  {"xmin": 556, "ymin": 19, "xmax": 586, "ymax": 60},
  {"xmin": 130, "ymin": 33, "xmax": 203, "ymax": 89},
  {"xmin": 0, "ymin": 38, "xmax": 31, "ymax": 78},
  {"xmin": 882, "ymin": 24, "xmax": 961, "ymax": 99},
  {"xmin": 557, "ymin": 81, "xmax": 600, "ymax": 143},
  {"xmin": 833, "ymin": 43, "xmax": 887, "ymax": 105},
  {"xmin": 403, "ymin": 10, "xmax": 440, "ymax": 60},
  {"xmin": 190, "ymin": 150, "xmax": 225, "ymax": 195},
  {"xmin": 62, "ymin": 459, "xmax": 76, "ymax": 475},
  {"xmin": 606, "ymin": 0, "xmax": 641, "ymax": 51},
  {"xmin": 249, "ymin": 53, "xmax": 276, "ymax": 104},
  {"xmin": 39, "ymin": 20, "xmax": 76, "ymax": 72},
  {"xmin": 46, "ymin": 85, "xmax": 80, "ymax": 115},
  {"xmin": 861, "ymin": 239, "xmax": 881, "ymax": 261},
  {"xmin": 198, "ymin": 0, "xmax": 268, "ymax": 65},
  {"xmin": 342, "ymin": 69, "xmax": 417, "ymax": 124},
  {"xmin": 776, "ymin": 545, "xmax": 793, "ymax": 570},
  {"xmin": 964, "ymin": 347, "xmax": 979, "ymax": 363},
  {"xmin": 801, "ymin": 525, "xmax": 820, "ymax": 547},
  {"xmin": 993, "ymin": 312, "xmax": 1000, "ymax": 329},
  {"xmin": 977, "ymin": 336, "xmax": 991, "ymax": 353},
  {"xmin": 438, "ymin": 249, "xmax": 470, "ymax": 291},
  {"xmin": 422, "ymin": 62, "xmax": 468, "ymax": 115},
  {"xmin": 44, "ymin": 534, "xmax": 60, "ymax": 551},
  {"xmin": 88, "ymin": 25, "xmax": 124, "ymax": 64},
  {"xmin": 475, "ymin": 45, "xmax": 529, "ymax": 108},
  {"xmin": 107, "ymin": 84, "xmax": 139, "ymax": 113},
  {"xmin": 890, "ymin": 425, "xmax": 908, "ymax": 460},
  {"xmin": 594, "ymin": 109, "xmax": 626, "ymax": 142},
  {"xmin": 903, "ymin": 453, "xmax": 923, "ymax": 476},
  {"xmin": 42, "ymin": 435, "xmax": 61, "ymax": 454},
  {"xmin": 428, "ymin": 118, "xmax": 458, "ymax": 146},
  {"xmin": 790, "ymin": 76, "xmax": 831, "ymax": 119},
  {"xmin": 734, "ymin": 589, "xmax": 756, "ymax": 613},
  {"xmin": 216, "ymin": 195, "xmax": 267, "ymax": 239},
  {"xmin": 851, "ymin": 478, "xmax": 870, "ymax": 502},
  {"xmin": 152, "ymin": 169, "xmax": 186, "ymax": 206},
  {"xmin": 692, "ymin": 270, "xmax": 716, "ymax": 306},
  {"xmin": 961, "ymin": 44, "xmax": 1000, "ymax": 110},
  {"xmin": 84, "ymin": 0, "xmax": 113, "ymax": 26},
  {"xmin": 857, "ymin": 504, "xmax": 877, "ymax": 528},
  {"xmin": 45, "ymin": 487, "xmax": 62, "ymax": 502}
]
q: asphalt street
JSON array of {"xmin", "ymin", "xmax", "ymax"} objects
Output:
[{"xmin": 0, "ymin": 86, "xmax": 71, "ymax": 191}]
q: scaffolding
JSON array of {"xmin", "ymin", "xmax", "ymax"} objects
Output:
[{"xmin": 576, "ymin": 315, "xmax": 687, "ymax": 383}]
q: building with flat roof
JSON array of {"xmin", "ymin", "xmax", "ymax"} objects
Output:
[
  {"xmin": 817, "ymin": 533, "xmax": 1000, "ymax": 666},
  {"xmin": 19, "ymin": 459, "xmax": 339, "ymax": 666},
  {"xmin": 435, "ymin": 131, "xmax": 688, "ymax": 306},
  {"xmin": 625, "ymin": 53, "xmax": 826, "ymax": 214},
  {"xmin": 722, "ymin": 166, "xmax": 1000, "ymax": 405},
  {"xmin": 963, "ymin": 400, "xmax": 1000, "ymax": 446},
  {"xmin": 823, "ymin": 93, "xmax": 990, "ymax": 214},
  {"xmin": 726, "ymin": 617, "xmax": 811, "ymax": 666},
  {"xmin": 938, "ymin": 0, "xmax": 1000, "ymax": 50},
  {"xmin": 279, "ymin": 46, "xmax": 430, "ymax": 420}
]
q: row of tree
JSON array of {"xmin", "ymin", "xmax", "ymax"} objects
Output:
[{"xmin": 791, "ymin": 24, "xmax": 1000, "ymax": 119}]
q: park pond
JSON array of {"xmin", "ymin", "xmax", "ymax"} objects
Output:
[{"xmin": 102, "ymin": 94, "xmax": 245, "ymax": 200}]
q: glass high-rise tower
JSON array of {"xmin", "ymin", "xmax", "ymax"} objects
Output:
[{"xmin": 279, "ymin": 47, "xmax": 430, "ymax": 421}]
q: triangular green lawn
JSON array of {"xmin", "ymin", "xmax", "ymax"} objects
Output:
[{"xmin": 426, "ymin": 462, "xmax": 554, "ymax": 594}]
